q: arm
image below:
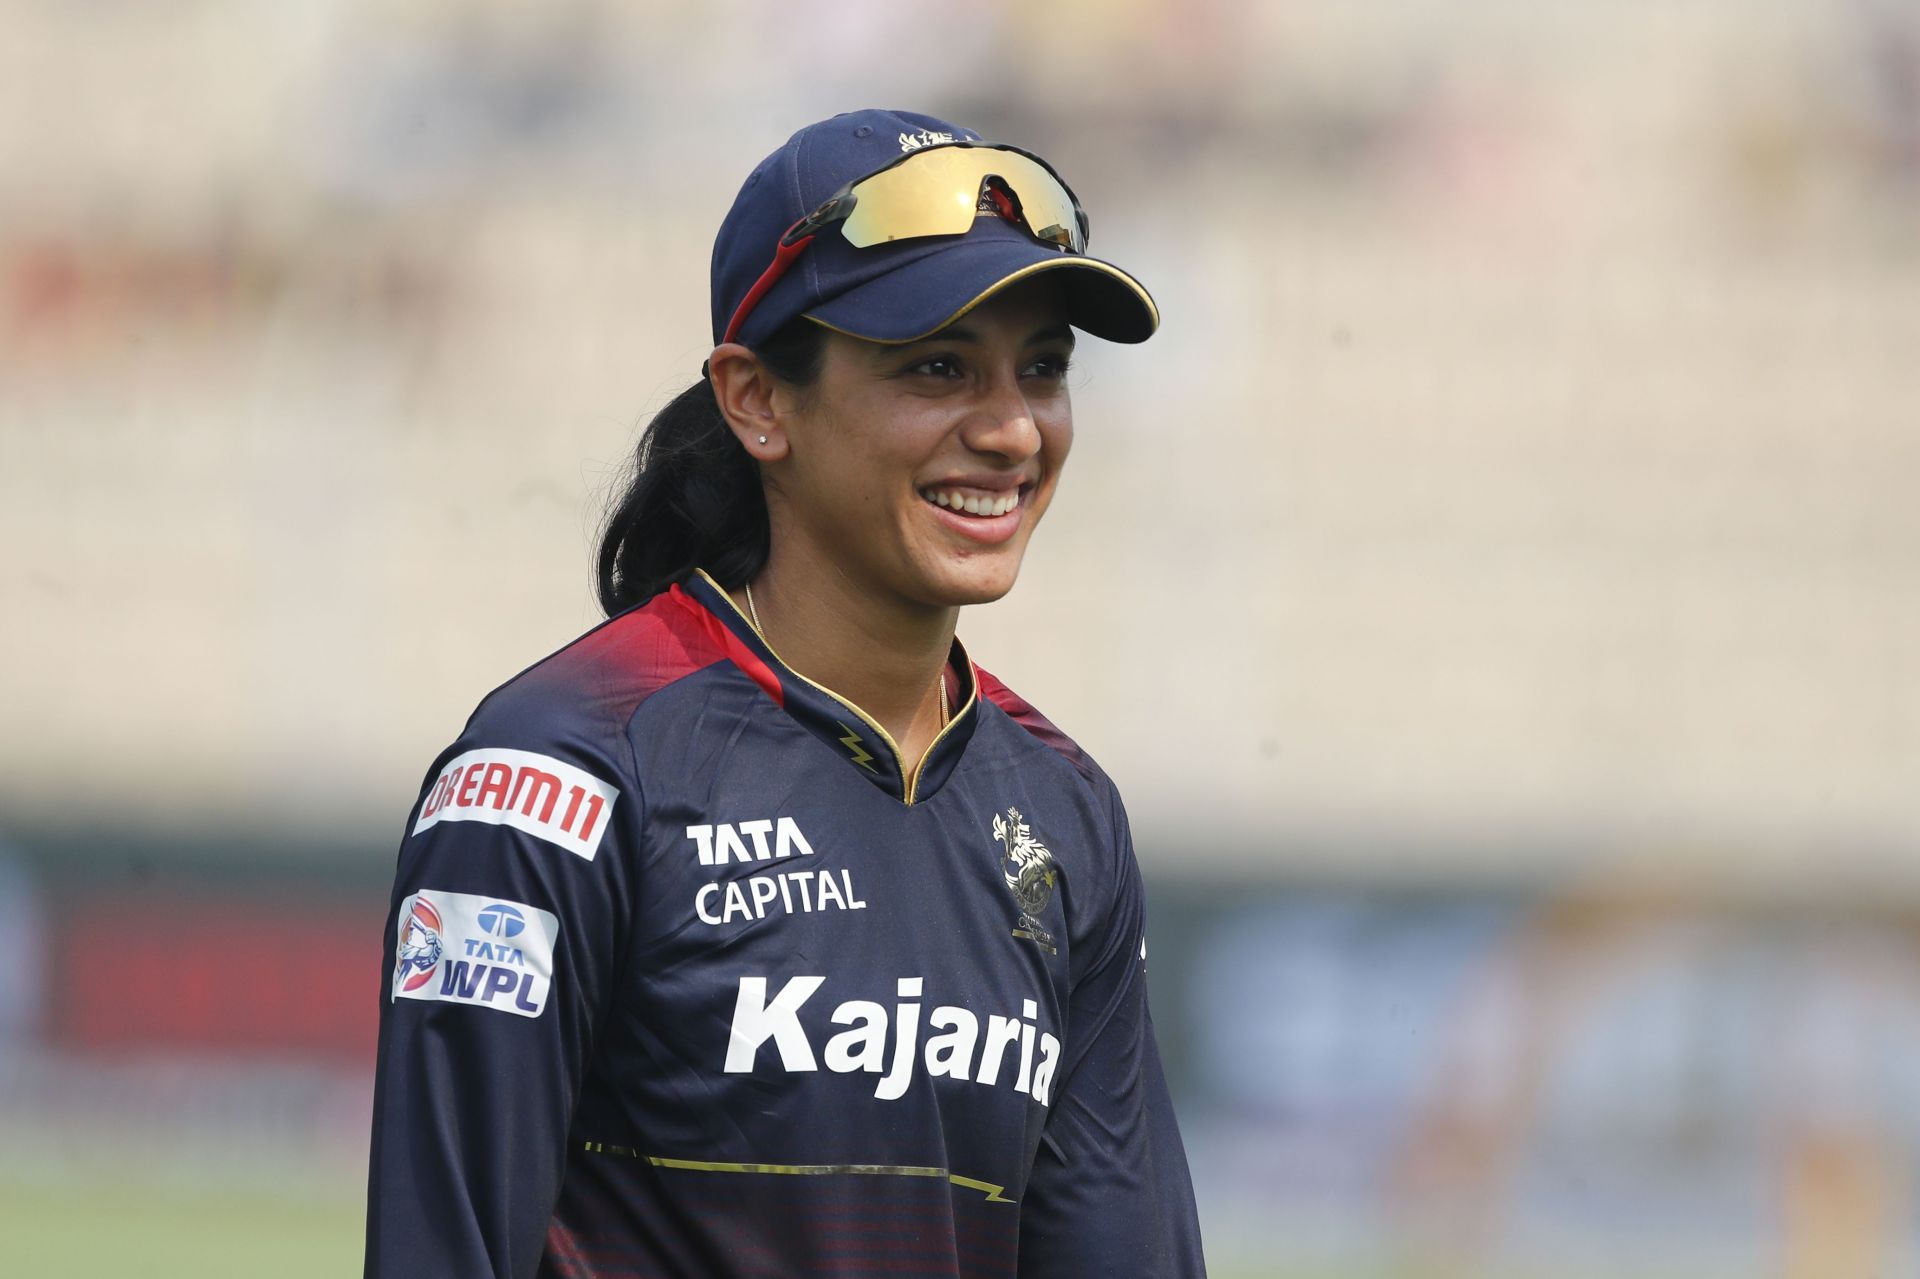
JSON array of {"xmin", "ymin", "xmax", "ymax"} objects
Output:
[
  {"xmin": 1018, "ymin": 795, "xmax": 1207, "ymax": 1277},
  {"xmin": 364, "ymin": 735, "xmax": 638, "ymax": 1279}
]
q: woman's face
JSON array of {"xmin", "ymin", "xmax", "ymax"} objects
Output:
[{"xmin": 764, "ymin": 275, "xmax": 1076, "ymax": 611}]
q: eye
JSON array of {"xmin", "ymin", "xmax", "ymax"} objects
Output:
[
  {"xmin": 907, "ymin": 354, "xmax": 964, "ymax": 379},
  {"xmin": 1025, "ymin": 352, "xmax": 1074, "ymax": 380}
]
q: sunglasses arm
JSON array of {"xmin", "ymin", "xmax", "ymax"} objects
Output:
[{"xmin": 722, "ymin": 222, "xmax": 816, "ymax": 345}]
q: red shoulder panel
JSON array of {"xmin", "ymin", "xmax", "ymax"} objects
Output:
[
  {"xmin": 974, "ymin": 665, "xmax": 1087, "ymax": 774},
  {"xmin": 530, "ymin": 583, "xmax": 784, "ymax": 714}
]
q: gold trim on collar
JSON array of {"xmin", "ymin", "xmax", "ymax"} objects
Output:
[
  {"xmin": 905, "ymin": 656, "xmax": 976, "ymax": 806},
  {"xmin": 693, "ymin": 568, "xmax": 969, "ymax": 807}
]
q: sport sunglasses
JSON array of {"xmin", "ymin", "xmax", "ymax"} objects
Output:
[{"xmin": 722, "ymin": 142, "xmax": 1092, "ymax": 345}]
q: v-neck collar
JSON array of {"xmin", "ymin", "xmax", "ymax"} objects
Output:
[{"xmin": 678, "ymin": 569, "xmax": 980, "ymax": 806}]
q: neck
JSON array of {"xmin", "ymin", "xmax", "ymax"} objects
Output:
[{"xmin": 735, "ymin": 544, "xmax": 955, "ymax": 765}]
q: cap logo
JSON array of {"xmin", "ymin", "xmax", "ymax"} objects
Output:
[{"xmin": 899, "ymin": 128, "xmax": 969, "ymax": 153}]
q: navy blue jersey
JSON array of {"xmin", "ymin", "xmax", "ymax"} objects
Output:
[{"xmin": 365, "ymin": 570, "xmax": 1206, "ymax": 1277}]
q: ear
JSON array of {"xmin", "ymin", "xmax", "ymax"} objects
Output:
[{"xmin": 708, "ymin": 343, "xmax": 791, "ymax": 463}]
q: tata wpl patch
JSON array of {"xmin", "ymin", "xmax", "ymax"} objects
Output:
[{"xmin": 391, "ymin": 889, "xmax": 560, "ymax": 1019}]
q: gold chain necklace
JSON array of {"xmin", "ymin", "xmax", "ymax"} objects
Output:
[{"xmin": 745, "ymin": 581, "xmax": 948, "ymax": 726}]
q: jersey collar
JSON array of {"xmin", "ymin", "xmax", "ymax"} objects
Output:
[{"xmin": 679, "ymin": 569, "xmax": 980, "ymax": 805}]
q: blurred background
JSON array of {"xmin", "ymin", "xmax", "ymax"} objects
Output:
[{"xmin": 3, "ymin": 1, "xmax": 1918, "ymax": 1275}]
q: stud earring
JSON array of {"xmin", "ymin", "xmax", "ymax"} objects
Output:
[{"xmin": 757, "ymin": 435, "xmax": 768, "ymax": 445}]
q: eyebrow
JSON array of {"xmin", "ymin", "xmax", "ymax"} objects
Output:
[{"xmin": 913, "ymin": 322, "xmax": 1076, "ymax": 348}]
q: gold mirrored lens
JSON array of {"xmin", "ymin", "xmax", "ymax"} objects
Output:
[{"xmin": 838, "ymin": 147, "xmax": 1084, "ymax": 253}]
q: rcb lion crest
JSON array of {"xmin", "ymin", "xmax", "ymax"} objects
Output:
[{"xmin": 993, "ymin": 807, "xmax": 1058, "ymax": 953}]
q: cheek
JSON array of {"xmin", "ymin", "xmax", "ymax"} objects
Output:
[
  {"xmin": 785, "ymin": 392, "xmax": 886, "ymax": 496},
  {"xmin": 1038, "ymin": 406, "xmax": 1074, "ymax": 473},
  {"xmin": 786, "ymin": 408, "xmax": 923, "ymax": 529},
  {"xmin": 1017, "ymin": 414, "xmax": 1073, "ymax": 533}
]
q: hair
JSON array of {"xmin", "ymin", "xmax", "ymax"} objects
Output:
[{"xmin": 595, "ymin": 317, "xmax": 829, "ymax": 616}]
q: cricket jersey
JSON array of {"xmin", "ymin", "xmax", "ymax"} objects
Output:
[{"xmin": 365, "ymin": 569, "xmax": 1206, "ymax": 1277}]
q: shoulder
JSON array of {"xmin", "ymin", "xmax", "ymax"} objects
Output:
[
  {"xmin": 460, "ymin": 584, "xmax": 744, "ymax": 748},
  {"xmin": 972, "ymin": 664, "xmax": 1142, "ymax": 975},
  {"xmin": 409, "ymin": 587, "xmax": 746, "ymax": 851},
  {"xmin": 973, "ymin": 663, "xmax": 1118, "ymax": 807}
]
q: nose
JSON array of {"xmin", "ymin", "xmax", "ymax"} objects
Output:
[{"xmin": 959, "ymin": 369, "xmax": 1043, "ymax": 464}]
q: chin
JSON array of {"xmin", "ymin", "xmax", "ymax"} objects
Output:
[{"xmin": 920, "ymin": 552, "xmax": 1024, "ymax": 607}]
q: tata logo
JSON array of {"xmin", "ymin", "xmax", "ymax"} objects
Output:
[
  {"xmin": 477, "ymin": 903, "xmax": 525, "ymax": 938},
  {"xmin": 685, "ymin": 816, "xmax": 819, "ymax": 866}
]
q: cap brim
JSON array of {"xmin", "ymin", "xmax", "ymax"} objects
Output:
[{"xmin": 803, "ymin": 235, "xmax": 1160, "ymax": 345}]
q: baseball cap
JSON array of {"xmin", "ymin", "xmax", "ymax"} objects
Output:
[{"xmin": 710, "ymin": 108, "xmax": 1159, "ymax": 351}]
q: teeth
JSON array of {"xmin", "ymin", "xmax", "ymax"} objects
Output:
[{"xmin": 922, "ymin": 488, "xmax": 1021, "ymax": 517}]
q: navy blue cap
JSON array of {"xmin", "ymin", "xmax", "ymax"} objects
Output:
[{"xmin": 710, "ymin": 108, "xmax": 1159, "ymax": 351}]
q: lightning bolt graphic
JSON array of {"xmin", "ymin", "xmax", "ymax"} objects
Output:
[{"xmin": 835, "ymin": 722, "xmax": 880, "ymax": 773}]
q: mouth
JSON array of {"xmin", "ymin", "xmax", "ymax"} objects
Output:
[
  {"xmin": 916, "ymin": 481, "xmax": 1034, "ymax": 545},
  {"xmin": 918, "ymin": 485, "xmax": 1025, "ymax": 518}
]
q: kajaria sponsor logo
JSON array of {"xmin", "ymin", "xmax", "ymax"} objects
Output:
[
  {"xmin": 414, "ymin": 747, "xmax": 619, "ymax": 861},
  {"xmin": 724, "ymin": 976, "xmax": 1060, "ymax": 1106}
]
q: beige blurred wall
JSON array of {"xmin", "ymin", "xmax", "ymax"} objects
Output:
[{"xmin": 4, "ymin": 0, "xmax": 1917, "ymax": 888}]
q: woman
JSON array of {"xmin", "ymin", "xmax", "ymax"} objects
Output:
[{"xmin": 366, "ymin": 108, "xmax": 1206, "ymax": 1278}]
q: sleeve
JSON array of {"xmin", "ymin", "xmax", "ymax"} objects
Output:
[
  {"xmin": 363, "ymin": 717, "xmax": 640, "ymax": 1279},
  {"xmin": 1016, "ymin": 786, "xmax": 1208, "ymax": 1277}
]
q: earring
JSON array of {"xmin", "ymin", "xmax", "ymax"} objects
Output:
[{"xmin": 757, "ymin": 435, "xmax": 768, "ymax": 445}]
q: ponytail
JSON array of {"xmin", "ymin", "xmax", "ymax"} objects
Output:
[{"xmin": 595, "ymin": 318, "xmax": 827, "ymax": 615}]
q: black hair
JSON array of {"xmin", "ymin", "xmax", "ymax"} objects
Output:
[{"xmin": 595, "ymin": 317, "xmax": 829, "ymax": 616}]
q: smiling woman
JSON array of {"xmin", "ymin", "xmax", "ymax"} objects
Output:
[
  {"xmin": 705, "ymin": 280, "xmax": 1078, "ymax": 766},
  {"xmin": 366, "ymin": 109, "xmax": 1205, "ymax": 1279}
]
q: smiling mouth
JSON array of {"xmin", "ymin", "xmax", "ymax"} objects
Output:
[{"xmin": 919, "ymin": 486, "xmax": 1025, "ymax": 518}]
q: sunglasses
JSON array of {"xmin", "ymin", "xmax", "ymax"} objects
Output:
[{"xmin": 721, "ymin": 142, "xmax": 1092, "ymax": 345}]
